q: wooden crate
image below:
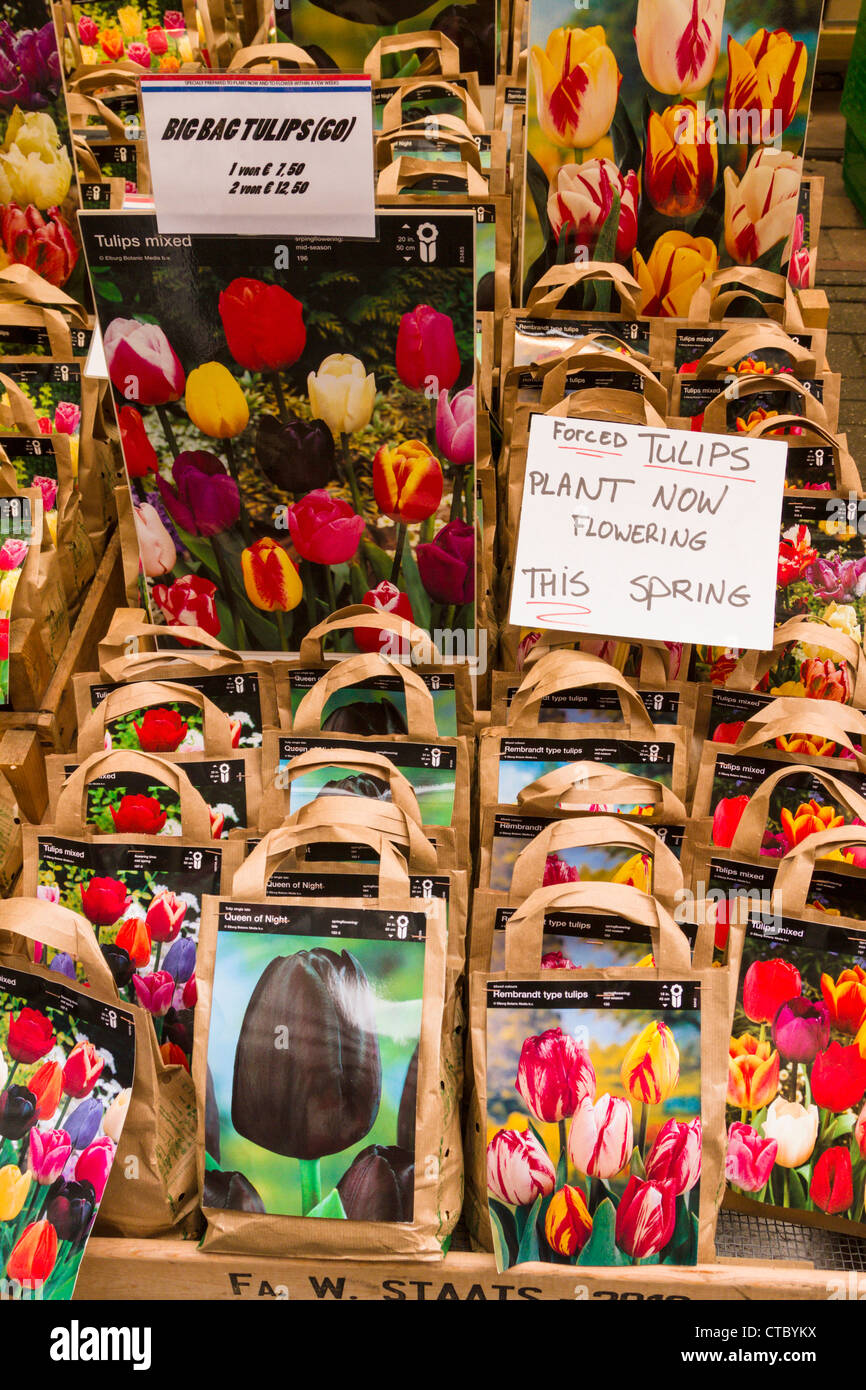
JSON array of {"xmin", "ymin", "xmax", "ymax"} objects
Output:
[{"xmin": 73, "ymin": 1238, "xmax": 844, "ymax": 1301}]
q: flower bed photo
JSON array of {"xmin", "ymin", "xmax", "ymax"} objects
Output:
[{"xmin": 79, "ymin": 210, "xmax": 476, "ymax": 653}]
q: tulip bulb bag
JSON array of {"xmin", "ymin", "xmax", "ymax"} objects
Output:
[
  {"xmin": 194, "ymin": 893, "xmax": 456, "ymax": 1259},
  {"xmin": 469, "ymin": 964, "xmax": 727, "ymax": 1269},
  {"xmin": 0, "ymin": 899, "xmax": 136, "ymax": 1298},
  {"xmin": 56, "ymin": 0, "xmax": 201, "ymax": 73},
  {"xmin": 77, "ymin": 209, "xmax": 478, "ymax": 657}
]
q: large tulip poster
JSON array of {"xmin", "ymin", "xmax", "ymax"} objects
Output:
[
  {"xmin": 522, "ymin": 0, "xmax": 824, "ymax": 303},
  {"xmin": 485, "ymin": 978, "xmax": 703, "ymax": 1269},
  {"xmin": 726, "ymin": 912, "xmax": 866, "ymax": 1227},
  {"xmin": 0, "ymin": 963, "xmax": 135, "ymax": 1299},
  {"xmin": 205, "ymin": 901, "xmax": 427, "ymax": 1221},
  {"xmin": 0, "ymin": 1, "xmax": 85, "ymax": 300},
  {"xmin": 79, "ymin": 210, "xmax": 476, "ymax": 654}
]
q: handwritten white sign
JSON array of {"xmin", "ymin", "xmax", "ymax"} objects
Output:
[
  {"xmin": 141, "ymin": 74, "xmax": 375, "ymax": 237},
  {"xmin": 509, "ymin": 415, "xmax": 787, "ymax": 649}
]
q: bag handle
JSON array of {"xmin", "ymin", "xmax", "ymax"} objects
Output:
[
  {"xmin": 292, "ymin": 653, "xmax": 439, "ymax": 738},
  {"xmin": 724, "ymin": 618, "xmax": 865, "ymax": 697},
  {"xmin": 278, "ymin": 745, "xmax": 423, "ymax": 823},
  {"xmin": 771, "ymin": 825, "xmax": 866, "ymax": 914},
  {"xmin": 515, "ymin": 761, "xmax": 688, "ymax": 819},
  {"xmin": 377, "ymin": 130, "xmax": 483, "ymax": 172},
  {"xmin": 687, "ymin": 268, "xmax": 800, "ymax": 326},
  {"xmin": 298, "ymin": 604, "xmax": 440, "ymax": 663},
  {"xmin": 380, "ymin": 78, "xmax": 485, "ymax": 133},
  {"xmin": 0, "ymin": 303, "xmax": 75, "ymax": 357},
  {"xmin": 291, "ymin": 794, "xmax": 437, "ymax": 868},
  {"xmin": 66, "ymin": 92, "xmax": 128, "ymax": 140},
  {"xmin": 227, "ymin": 42, "xmax": 318, "ymax": 70},
  {"xmin": 540, "ymin": 387, "xmax": 668, "ymax": 427},
  {"xmin": 525, "ymin": 263, "xmax": 641, "ymax": 318},
  {"xmin": 97, "ymin": 618, "xmax": 243, "ymax": 678},
  {"xmin": 728, "ymin": 765, "xmax": 866, "ymax": 853},
  {"xmin": 693, "ymin": 324, "xmax": 818, "ymax": 377},
  {"xmin": 68, "ymin": 65, "xmax": 146, "ymax": 94},
  {"xmin": 0, "ymin": 266, "xmax": 89, "ymax": 317},
  {"xmin": 377, "ymin": 155, "xmax": 489, "ymax": 196},
  {"xmin": 231, "ymin": 818, "xmax": 413, "ymax": 900},
  {"xmin": 53, "ymin": 749, "xmax": 215, "ymax": 842},
  {"xmin": 503, "ymin": 880, "xmax": 692, "ymax": 973},
  {"xmin": 700, "ymin": 374, "xmax": 827, "ymax": 433},
  {"xmin": 729, "ymin": 699, "xmax": 866, "ymax": 765},
  {"xmin": 748, "ymin": 414, "xmax": 860, "ymax": 494},
  {"xmin": 0, "ymin": 899, "xmax": 117, "ymax": 998},
  {"xmin": 509, "ymin": 814, "xmax": 682, "ymax": 903},
  {"xmin": 365, "ymin": 31, "xmax": 461, "ymax": 78},
  {"xmin": 0, "ymin": 371, "xmax": 44, "ymax": 435},
  {"xmin": 77, "ymin": 679, "xmax": 237, "ymax": 756},
  {"xmin": 505, "ymin": 652, "xmax": 657, "ymax": 736},
  {"xmin": 523, "ymin": 635, "xmax": 673, "ymax": 684},
  {"xmin": 538, "ymin": 349, "xmax": 666, "ymax": 412}
]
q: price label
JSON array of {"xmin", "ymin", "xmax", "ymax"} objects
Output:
[{"xmin": 141, "ymin": 74, "xmax": 376, "ymax": 237}]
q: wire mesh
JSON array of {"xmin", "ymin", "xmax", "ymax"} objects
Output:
[{"xmin": 717, "ymin": 1210, "xmax": 866, "ymax": 1272}]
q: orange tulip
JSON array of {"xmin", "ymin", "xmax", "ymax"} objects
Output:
[
  {"xmin": 774, "ymin": 734, "xmax": 838, "ymax": 758},
  {"xmin": 6, "ymin": 1219, "xmax": 57, "ymax": 1286},
  {"xmin": 822, "ymin": 967, "xmax": 866, "ymax": 1035},
  {"xmin": 781, "ymin": 799, "xmax": 844, "ymax": 849},
  {"xmin": 372, "ymin": 440, "xmax": 443, "ymax": 524},
  {"xmin": 727, "ymin": 1033, "xmax": 780, "ymax": 1110},
  {"xmin": 115, "ymin": 916, "xmax": 152, "ymax": 968}
]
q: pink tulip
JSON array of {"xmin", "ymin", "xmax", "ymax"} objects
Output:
[
  {"xmin": 131, "ymin": 970, "xmax": 175, "ymax": 1016},
  {"xmin": 28, "ymin": 1128, "xmax": 71, "ymax": 1184},
  {"xmin": 32, "ymin": 476, "xmax": 57, "ymax": 511},
  {"xmin": 75, "ymin": 1137, "xmax": 115, "ymax": 1201},
  {"xmin": 568, "ymin": 1093, "xmax": 633, "ymax": 1178},
  {"xmin": 53, "ymin": 402, "xmax": 81, "ymax": 435},
  {"xmin": 103, "ymin": 316, "xmax": 185, "ymax": 406},
  {"xmin": 725, "ymin": 1121, "xmax": 778, "ymax": 1192},
  {"xmin": 0, "ymin": 538, "xmax": 28, "ymax": 570},
  {"xmin": 435, "ymin": 385, "xmax": 474, "ymax": 465}
]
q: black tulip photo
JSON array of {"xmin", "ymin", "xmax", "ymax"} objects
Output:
[
  {"xmin": 203, "ymin": 1168, "xmax": 266, "ymax": 1214},
  {"xmin": 254, "ymin": 414, "xmax": 336, "ymax": 494},
  {"xmin": 397, "ymin": 1043, "xmax": 419, "ymax": 1153},
  {"xmin": 45, "ymin": 1178, "xmax": 97, "ymax": 1242},
  {"xmin": 337, "ymin": 1144, "xmax": 414, "ymax": 1222},
  {"xmin": 322, "ymin": 699, "xmax": 409, "ymax": 736},
  {"xmin": 0, "ymin": 1084, "xmax": 37, "ymax": 1140}
]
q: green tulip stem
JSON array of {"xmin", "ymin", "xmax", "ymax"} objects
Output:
[
  {"xmin": 558, "ymin": 1119, "xmax": 568, "ymax": 1180},
  {"xmin": 390, "ymin": 523, "xmax": 407, "ymax": 584},
  {"xmin": 444, "ymin": 603, "xmax": 457, "ymax": 635},
  {"xmin": 420, "ymin": 516, "xmax": 435, "ymax": 544},
  {"xmin": 339, "ymin": 434, "xmax": 364, "ymax": 518},
  {"xmin": 739, "ymin": 1106, "xmax": 748, "ymax": 1126},
  {"xmin": 637, "ymin": 1102, "xmax": 649, "ymax": 1158},
  {"xmin": 269, "ymin": 372, "xmax": 290, "ymax": 426},
  {"xmin": 274, "ymin": 609, "xmax": 290, "ymax": 653},
  {"xmin": 223, "ymin": 438, "xmax": 254, "ymax": 547},
  {"xmin": 325, "ymin": 565, "xmax": 339, "ymax": 616},
  {"xmin": 298, "ymin": 1158, "xmax": 322, "ymax": 1216},
  {"xmin": 589, "ymin": 1174, "xmax": 603, "ymax": 1213},
  {"xmin": 427, "ymin": 395, "xmax": 438, "ymax": 455},
  {"xmin": 4, "ymin": 1060, "xmax": 19, "ymax": 1092},
  {"xmin": 153, "ymin": 942, "xmax": 163, "ymax": 975},
  {"xmin": 302, "ymin": 563, "xmax": 317, "ymax": 629},
  {"xmin": 56, "ymin": 1095, "xmax": 72, "ymax": 1131},
  {"xmin": 449, "ymin": 468, "xmax": 463, "ymax": 524},
  {"xmin": 783, "ymin": 1170, "xmax": 790, "ymax": 1208},
  {"xmin": 155, "ymin": 403, "xmax": 180, "ymax": 458},
  {"xmin": 211, "ymin": 534, "xmax": 248, "ymax": 650}
]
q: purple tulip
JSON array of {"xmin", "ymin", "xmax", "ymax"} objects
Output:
[
  {"xmin": 45, "ymin": 1177, "xmax": 96, "ymax": 1242},
  {"xmin": 14, "ymin": 23, "xmax": 60, "ymax": 103},
  {"xmin": 157, "ymin": 450, "xmax": 240, "ymax": 538},
  {"xmin": 49, "ymin": 952, "xmax": 76, "ymax": 980},
  {"xmin": 64, "ymin": 1098, "xmax": 103, "ymax": 1150},
  {"xmin": 163, "ymin": 937, "xmax": 196, "ymax": 983},
  {"xmin": 416, "ymin": 519, "xmax": 475, "ymax": 606},
  {"xmin": 772, "ymin": 996, "xmax": 831, "ymax": 1063},
  {"xmin": 805, "ymin": 554, "xmax": 866, "ymax": 603},
  {"xmin": 0, "ymin": 30, "xmax": 30, "ymax": 110}
]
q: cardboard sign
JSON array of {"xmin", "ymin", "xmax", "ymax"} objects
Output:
[
  {"xmin": 509, "ymin": 416, "xmax": 787, "ymax": 650},
  {"xmin": 141, "ymin": 75, "xmax": 375, "ymax": 237}
]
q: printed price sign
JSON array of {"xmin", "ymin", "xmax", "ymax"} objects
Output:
[
  {"xmin": 509, "ymin": 416, "xmax": 787, "ymax": 649},
  {"xmin": 141, "ymin": 74, "xmax": 375, "ymax": 237}
]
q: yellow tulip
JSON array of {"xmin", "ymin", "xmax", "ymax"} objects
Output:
[
  {"xmin": 644, "ymin": 102, "xmax": 718, "ymax": 217},
  {"xmin": 0, "ymin": 568, "xmax": 22, "ymax": 610},
  {"xmin": 185, "ymin": 362, "xmax": 249, "ymax": 439},
  {"xmin": 307, "ymin": 354, "xmax": 376, "ymax": 438},
  {"xmin": 530, "ymin": 27, "xmax": 620, "ymax": 150},
  {"xmin": 635, "ymin": 0, "xmax": 724, "ymax": 95},
  {"xmin": 117, "ymin": 6, "xmax": 143, "ymax": 38},
  {"xmin": 632, "ymin": 230, "xmax": 718, "ymax": 317},
  {"xmin": 241, "ymin": 538, "xmax": 302, "ymax": 613},
  {"xmin": 0, "ymin": 109, "xmax": 72, "ymax": 210},
  {"xmin": 611, "ymin": 851, "xmax": 652, "ymax": 892},
  {"xmin": 0, "ymin": 1164, "xmax": 31, "ymax": 1220},
  {"xmin": 621, "ymin": 1020, "xmax": 680, "ymax": 1105},
  {"xmin": 724, "ymin": 30, "xmax": 807, "ymax": 140}
]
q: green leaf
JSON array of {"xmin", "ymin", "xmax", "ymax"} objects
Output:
[
  {"xmin": 361, "ymin": 537, "xmax": 393, "ymax": 584},
  {"xmin": 576, "ymin": 1197, "xmax": 627, "ymax": 1266},
  {"xmin": 525, "ymin": 151, "xmax": 551, "ymax": 248},
  {"xmin": 556, "ymin": 1143, "xmax": 567, "ymax": 1191},
  {"xmin": 787, "ymin": 1167, "xmax": 808, "ymax": 1210},
  {"xmin": 396, "ymin": 536, "xmax": 432, "ymax": 632},
  {"xmin": 629, "ymin": 1145, "xmax": 646, "ymax": 1181},
  {"xmin": 591, "ymin": 194, "xmax": 621, "ymax": 310},
  {"xmin": 489, "ymin": 1203, "xmax": 514, "ymax": 1272},
  {"xmin": 173, "ymin": 526, "xmax": 221, "ymax": 576},
  {"xmin": 826, "ymin": 1113, "xmax": 857, "ymax": 1143},
  {"xmin": 516, "ymin": 1195, "xmax": 542, "ymax": 1264},
  {"xmin": 610, "ymin": 93, "xmax": 643, "ymax": 178},
  {"xmin": 306, "ymin": 1188, "xmax": 347, "ymax": 1219}
]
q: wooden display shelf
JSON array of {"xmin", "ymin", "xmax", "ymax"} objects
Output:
[{"xmin": 74, "ymin": 1238, "xmax": 847, "ymax": 1302}]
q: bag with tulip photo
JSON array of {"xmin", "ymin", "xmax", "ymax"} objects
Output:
[
  {"xmin": 56, "ymin": 0, "xmax": 201, "ymax": 74},
  {"xmin": 78, "ymin": 208, "xmax": 478, "ymax": 656},
  {"xmin": 660, "ymin": 318, "xmax": 829, "ymax": 384},
  {"xmin": 669, "ymin": 370, "xmax": 840, "ymax": 438},
  {"xmin": 469, "ymin": 959, "xmax": 726, "ymax": 1270},
  {"xmin": 0, "ymin": 897, "xmax": 136, "ymax": 1296},
  {"xmin": 261, "ymin": 736, "xmax": 471, "ymax": 869},
  {"xmin": 194, "ymin": 891, "xmax": 457, "ymax": 1258},
  {"xmin": 0, "ymin": 426, "xmax": 94, "ymax": 613}
]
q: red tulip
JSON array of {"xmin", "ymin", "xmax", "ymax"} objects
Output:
[
  {"xmin": 810, "ymin": 1041, "xmax": 866, "ymax": 1113},
  {"xmin": 821, "ymin": 967, "xmax": 866, "ymax": 1035},
  {"xmin": 132, "ymin": 969, "xmax": 175, "ymax": 1016},
  {"xmin": 725, "ymin": 1121, "xmax": 777, "ymax": 1192},
  {"xmin": 80, "ymin": 876, "xmax": 130, "ymax": 927},
  {"xmin": 62, "ymin": 1041, "xmax": 104, "ymax": 1099},
  {"xmin": 146, "ymin": 24, "xmax": 168, "ymax": 53},
  {"xmin": 218, "ymin": 277, "xmax": 306, "ymax": 371},
  {"xmin": 615, "ymin": 1175, "xmax": 676, "ymax": 1258},
  {"xmin": 75, "ymin": 1137, "xmax": 114, "ymax": 1202},
  {"xmin": 515, "ymin": 1027, "xmax": 595, "ymax": 1122},
  {"xmin": 395, "ymin": 304, "xmax": 460, "ymax": 393},
  {"xmin": 118, "ymin": 405, "xmax": 158, "ymax": 477},
  {"xmin": 810, "ymin": 1146, "xmax": 853, "ymax": 1215},
  {"xmin": 712, "ymin": 721, "xmax": 745, "ymax": 743},
  {"xmin": 416, "ymin": 519, "xmax": 475, "ymax": 606},
  {"xmin": 372, "ymin": 440, "xmax": 443, "ymax": 523},
  {"xmin": 541, "ymin": 950, "xmax": 578, "ymax": 970},
  {"xmin": 353, "ymin": 581, "xmax": 413, "ymax": 655},
  {"xmin": 103, "ymin": 317, "xmax": 185, "ymax": 406},
  {"xmin": 6, "ymin": 1219, "xmax": 57, "ymax": 1286},
  {"xmin": 152, "ymin": 574, "xmax": 220, "ymax": 640},
  {"xmin": 132, "ymin": 707, "xmax": 188, "ymax": 752},
  {"xmin": 115, "ymin": 916, "xmax": 152, "ymax": 969},
  {"xmin": 145, "ymin": 890, "xmax": 186, "ymax": 943},
  {"xmin": 182, "ymin": 973, "xmax": 197, "ymax": 1008},
  {"xmin": 742, "ymin": 958, "xmax": 802, "ymax": 1025},
  {"xmin": 711, "ymin": 794, "xmax": 749, "ymax": 846},
  {"xmin": 78, "ymin": 14, "xmax": 98, "ymax": 42},
  {"xmin": 28, "ymin": 1061, "xmax": 62, "ymax": 1121},
  {"xmin": 644, "ymin": 1118, "xmax": 701, "ymax": 1194},
  {"xmin": 6, "ymin": 1009, "xmax": 53, "ymax": 1065},
  {"xmin": 160, "ymin": 1040, "xmax": 190, "ymax": 1071},
  {"xmin": 0, "ymin": 204, "xmax": 78, "ymax": 288},
  {"xmin": 28, "ymin": 1128, "xmax": 71, "ymax": 1184},
  {"xmin": 288, "ymin": 489, "xmax": 365, "ymax": 564},
  {"xmin": 109, "ymin": 794, "xmax": 167, "ymax": 835}
]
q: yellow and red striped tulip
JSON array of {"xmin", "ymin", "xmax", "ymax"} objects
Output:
[
  {"xmin": 727, "ymin": 1033, "xmax": 780, "ymax": 1110},
  {"xmin": 724, "ymin": 148, "xmax": 802, "ymax": 265},
  {"xmin": 372, "ymin": 440, "xmax": 443, "ymax": 524},
  {"xmin": 544, "ymin": 1184, "xmax": 593, "ymax": 1256},
  {"xmin": 621, "ymin": 1020, "xmax": 680, "ymax": 1105},
  {"xmin": 644, "ymin": 102, "xmax": 718, "ymax": 217},
  {"xmin": 531, "ymin": 27, "xmax": 620, "ymax": 150},
  {"xmin": 632, "ymin": 231, "xmax": 719, "ymax": 318},
  {"xmin": 822, "ymin": 967, "xmax": 866, "ymax": 1035},
  {"xmin": 635, "ymin": 0, "xmax": 724, "ymax": 95},
  {"xmin": 241, "ymin": 538, "xmax": 302, "ymax": 613},
  {"xmin": 724, "ymin": 30, "xmax": 807, "ymax": 140}
]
